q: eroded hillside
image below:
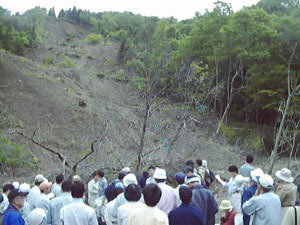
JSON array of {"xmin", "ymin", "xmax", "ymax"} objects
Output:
[{"xmin": 0, "ymin": 17, "xmax": 265, "ymax": 183}]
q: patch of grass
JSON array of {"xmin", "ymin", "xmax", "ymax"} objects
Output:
[
  {"xmin": 43, "ymin": 54, "xmax": 55, "ymax": 66},
  {"xmin": 111, "ymin": 69, "xmax": 129, "ymax": 83},
  {"xmin": 24, "ymin": 71, "xmax": 44, "ymax": 79},
  {"xmin": 0, "ymin": 133, "xmax": 27, "ymax": 167},
  {"xmin": 57, "ymin": 54, "xmax": 76, "ymax": 68},
  {"xmin": 65, "ymin": 87, "xmax": 75, "ymax": 94},
  {"xmin": 0, "ymin": 115, "xmax": 25, "ymax": 129},
  {"xmin": 84, "ymin": 33, "xmax": 105, "ymax": 45},
  {"xmin": 87, "ymin": 55, "xmax": 95, "ymax": 60}
]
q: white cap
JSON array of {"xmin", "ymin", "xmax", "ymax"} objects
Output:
[
  {"xmin": 122, "ymin": 167, "xmax": 131, "ymax": 174},
  {"xmin": 12, "ymin": 182, "xmax": 20, "ymax": 189},
  {"xmin": 26, "ymin": 208, "xmax": 46, "ymax": 225},
  {"xmin": 123, "ymin": 173, "xmax": 137, "ymax": 187},
  {"xmin": 185, "ymin": 176, "xmax": 200, "ymax": 184},
  {"xmin": 259, "ymin": 174, "xmax": 273, "ymax": 188},
  {"xmin": 250, "ymin": 168, "xmax": 264, "ymax": 183},
  {"xmin": 153, "ymin": 168, "xmax": 167, "ymax": 180},
  {"xmin": 275, "ymin": 168, "xmax": 294, "ymax": 183},
  {"xmin": 19, "ymin": 183, "xmax": 30, "ymax": 193},
  {"xmin": 236, "ymin": 175, "xmax": 249, "ymax": 185},
  {"xmin": 34, "ymin": 174, "xmax": 45, "ymax": 183}
]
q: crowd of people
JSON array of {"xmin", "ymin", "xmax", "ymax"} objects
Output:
[{"xmin": 0, "ymin": 155, "xmax": 299, "ymax": 225}]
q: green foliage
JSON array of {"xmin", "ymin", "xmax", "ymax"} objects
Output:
[
  {"xmin": 57, "ymin": 54, "xmax": 76, "ymax": 68},
  {"xmin": 84, "ymin": 33, "xmax": 104, "ymax": 45},
  {"xmin": 48, "ymin": 7, "xmax": 56, "ymax": 17},
  {"xmin": 0, "ymin": 133, "xmax": 27, "ymax": 167},
  {"xmin": 43, "ymin": 54, "xmax": 55, "ymax": 65},
  {"xmin": 0, "ymin": 6, "xmax": 46, "ymax": 55}
]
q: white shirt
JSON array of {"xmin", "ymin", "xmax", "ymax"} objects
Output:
[
  {"xmin": 224, "ymin": 176, "xmax": 244, "ymax": 197},
  {"xmin": 27, "ymin": 186, "xmax": 41, "ymax": 209},
  {"xmin": 88, "ymin": 179, "xmax": 99, "ymax": 208},
  {"xmin": 60, "ymin": 198, "xmax": 98, "ymax": 225},
  {"xmin": 174, "ymin": 184, "xmax": 186, "ymax": 207},
  {"xmin": 105, "ymin": 199, "xmax": 117, "ymax": 225},
  {"xmin": 0, "ymin": 194, "xmax": 9, "ymax": 213},
  {"xmin": 35, "ymin": 193, "xmax": 51, "ymax": 212},
  {"xmin": 51, "ymin": 183, "xmax": 62, "ymax": 197},
  {"xmin": 118, "ymin": 201, "xmax": 144, "ymax": 225},
  {"xmin": 129, "ymin": 204, "xmax": 168, "ymax": 225}
]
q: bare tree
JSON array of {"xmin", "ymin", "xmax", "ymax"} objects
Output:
[{"xmin": 269, "ymin": 43, "xmax": 300, "ymax": 173}]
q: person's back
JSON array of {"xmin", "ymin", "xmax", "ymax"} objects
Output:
[
  {"xmin": 3, "ymin": 205, "xmax": 25, "ymax": 225},
  {"xmin": 186, "ymin": 176, "xmax": 218, "ymax": 225},
  {"xmin": 3, "ymin": 189, "xmax": 27, "ymax": 225},
  {"xmin": 117, "ymin": 184, "xmax": 143, "ymax": 225},
  {"xmin": 169, "ymin": 186, "xmax": 204, "ymax": 225},
  {"xmin": 240, "ymin": 155, "xmax": 255, "ymax": 178},
  {"xmin": 129, "ymin": 184, "xmax": 168, "ymax": 225},
  {"xmin": 243, "ymin": 174, "xmax": 281, "ymax": 225},
  {"xmin": 60, "ymin": 182, "xmax": 98, "ymax": 225},
  {"xmin": 46, "ymin": 180, "xmax": 73, "ymax": 225},
  {"xmin": 154, "ymin": 168, "xmax": 177, "ymax": 215},
  {"xmin": 282, "ymin": 206, "xmax": 300, "ymax": 225}
]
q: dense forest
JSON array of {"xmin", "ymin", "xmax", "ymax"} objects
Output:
[{"xmin": 0, "ymin": 0, "xmax": 299, "ymax": 169}]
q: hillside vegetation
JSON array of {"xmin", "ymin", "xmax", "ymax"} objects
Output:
[{"xmin": 0, "ymin": 0, "xmax": 299, "ymax": 181}]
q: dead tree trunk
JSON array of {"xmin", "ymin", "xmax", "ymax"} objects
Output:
[{"xmin": 269, "ymin": 43, "xmax": 299, "ymax": 173}]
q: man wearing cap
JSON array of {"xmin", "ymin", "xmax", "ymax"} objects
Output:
[
  {"xmin": 186, "ymin": 175, "xmax": 218, "ymax": 225},
  {"xmin": 219, "ymin": 200, "xmax": 236, "ymax": 225},
  {"xmin": 174, "ymin": 172, "xmax": 186, "ymax": 207},
  {"xmin": 27, "ymin": 174, "xmax": 45, "ymax": 209},
  {"xmin": 153, "ymin": 168, "xmax": 177, "ymax": 215},
  {"xmin": 27, "ymin": 208, "xmax": 46, "ymax": 225},
  {"xmin": 275, "ymin": 168, "xmax": 297, "ymax": 206},
  {"xmin": 35, "ymin": 182, "xmax": 52, "ymax": 212},
  {"xmin": 45, "ymin": 180, "xmax": 73, "ymax": 225},
  {"xmin": 241, "ymin": 168, "xmax": 264, "ymax": 225},
  {"xmin": 111, "ymin": 173, "xmax": 140, "ymax": 219},
  {"xmin": 282, "ymin": 184, "xmax": 300, "ymax": 225},
  {"xmin": 19, "ymin": 183, "xmax": 31, "ymax": 220},
  {"xmin": 2, "ymin": 189, "xmax": 27, "ymax": 225},
  {"xmin": 243, "ymin": 174, "xmax": 281, "ymax": 225},
  {"xmin": 60, "ymin": 182, "xmax": 98, "ymax": 225},
  {"xmin": 169, "ymin": 186, "xmax": 204, "ymax": 225}
]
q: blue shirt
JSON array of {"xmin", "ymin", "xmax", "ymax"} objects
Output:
[
  {"xmin": 240, "ymin": 163, "xmax": 255, "ymax": 178},
  {"xmin": 169, "ymin": 203, "xmax": 205, "ymax": 225},
  {"xmin": 98, "ymin": 178, "xmax": 108, "ymax": 197},
  {"xmin": 242, "ymin": 184, "xmax": 257, "ymax": 225},
  {"xmin": 2, "ymin": 205, "xmax": 25, "ymax": 225},
  {"xmin": 243, "ymin": 192, "xmax": 281, "ymax": 225}
]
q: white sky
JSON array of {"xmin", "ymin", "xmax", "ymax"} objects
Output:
[{"xmin": 0, "ymin": 0, "xmax": 261, "ymax": 20}]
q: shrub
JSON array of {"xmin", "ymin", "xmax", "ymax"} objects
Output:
[
  {"xmin": 0, "ymin": 133, "xmax": 26, "ymax": 167},
  {"xmin": 84, "ymin": 33, "xmax": 104, "ymax": 45},
  {"xmin": 43, "ymin": 54, "xmax": 54, "ymax": 65},
  {"xmin": 96, "ymin": 73, "xmax": 105, "ymax": 79},
  {"xmin": 57, "ymin": 54, "xmax": 76, "ymax": 68}
]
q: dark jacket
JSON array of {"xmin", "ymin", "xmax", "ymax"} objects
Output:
[
  {"xmin": 2, "ymin": 205, "xmax": 25, "ymax": 225},
  {"xmin": 191, "ymin": 185, "xmax": 218, "ymax": 225},
  {"xmin": 242, "ymin": 184, "xmax": 257, "ymax": 225},
  {"xmin": 169, "ymin": 203, "xmax": 205, "ymax": 225}
]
